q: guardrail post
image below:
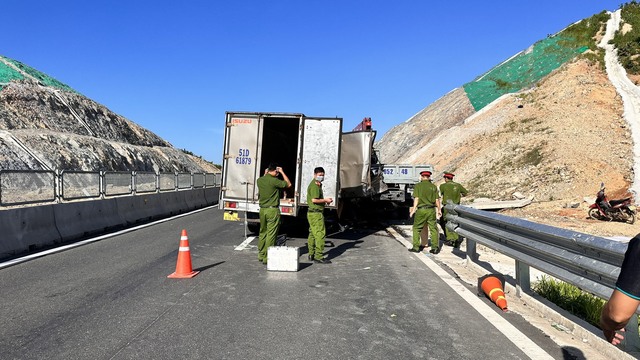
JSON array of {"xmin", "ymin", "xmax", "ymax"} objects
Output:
[
  {"xmin": 515, "ymin": 260, "xmax": 531, "ymax": 297},
  {"xmin": 466, "ymin": 237, "xmax": 477, "ymax": 263},
  {"xmin": 99, "ymin": 170, "xmax": 105, "ymax": 199},
  {"xmin": 132, "ymin": 171, "xmax": 137, "ymax": 196},
  {"xmin": 55, "ymin": 169, "xmax": 62, "ymax": 203}
]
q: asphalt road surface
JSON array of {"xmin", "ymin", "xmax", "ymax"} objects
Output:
[{"xmin": 0, "ymin": 207, "xmax": 578, "ymax": 359}]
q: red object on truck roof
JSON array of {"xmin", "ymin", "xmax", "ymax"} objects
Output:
[{"xmin": 353, "ymin": 117, "xmax": 372, "ymax": 132}]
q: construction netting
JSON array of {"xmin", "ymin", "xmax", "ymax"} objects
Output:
[
  {"xmin": 0, "ymin": 55, "xmax": 75, "ymax": 92},
  {"xmin": 463, "ymin": 36, "xmax": 588, "ymax": 111},
  {"xmin": 0, "ymin": 58, "xmax": 25, "ymax": 88}
]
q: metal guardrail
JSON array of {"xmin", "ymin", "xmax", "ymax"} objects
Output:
[
  {"xmin": 0, "ymin": 170, "xmax": 222, "ymax": 206},
  {"xmin": 444, "ymin": 203, "xmax": 639, "ymax": 350}
]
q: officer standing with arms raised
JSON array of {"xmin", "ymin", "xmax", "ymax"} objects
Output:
[
  {"xmin": 439, "ymin": 172, "xmax": 468, "ymax": 248},
  {"xmin": 257, "ymin": 163, "xmax": 291, "ymax": 264},
  {"xmin": 410, "ymin": 170, "xmax": 441, "ymax": 254},
  {"xmin": 307, "ymin": 167, "xmax": 333, "ymax": 264}
]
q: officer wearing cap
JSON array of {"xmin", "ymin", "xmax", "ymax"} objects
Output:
[
  {"xmin": 439, "ymin": 172, "xmax": 468, "ymax": 248},
  {"xmin": 409, "ymin": 170, "xmax": 441, "ymax": 254}
]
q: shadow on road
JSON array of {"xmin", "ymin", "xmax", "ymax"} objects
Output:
[{"xmin": 194, "ymin": 261, "xmax": 225, "ymax": 272}]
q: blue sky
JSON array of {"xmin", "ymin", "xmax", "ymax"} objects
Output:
[{"xmin": 2, "ymin": 1, "xmax": 622, "ymax": 164}]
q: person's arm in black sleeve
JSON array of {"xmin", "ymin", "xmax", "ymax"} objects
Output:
[{"xmin": 600, "ymin": 236, "xmax": 640, "ymax": 345}]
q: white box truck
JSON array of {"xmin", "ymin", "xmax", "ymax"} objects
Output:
[{"xmin": 219, "ymin": 112, "xmax": 342, "ymax": 232}]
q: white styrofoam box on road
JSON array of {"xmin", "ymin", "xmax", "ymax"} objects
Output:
[{"xmin": 267, "ymin": 246, "xmax": 300, "ymax": 272}]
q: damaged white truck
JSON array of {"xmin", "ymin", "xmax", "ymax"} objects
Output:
[{"xmin": 218, "ymin": 111, "xmax": 433, "ymax": 233}]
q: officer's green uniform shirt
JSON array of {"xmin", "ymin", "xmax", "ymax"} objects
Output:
[
  {"xmin": 307, "ymin": 180, "xmax": 324, "ymax": 211},
  {"xmin": 411, "ymin": 179, "xmax": 439, "ymax": 251},
  {"xmin": 257, "ymin": 174, "xmax": 287, "ymax": 207},
  {"xmin": 439, "ymin": 181, "xmax": 468, "ymax": 205},
  {"xmin": 413, "ymin": 180, "xmax": 438, "ymax": 207}
]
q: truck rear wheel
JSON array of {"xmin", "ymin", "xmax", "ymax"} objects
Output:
[{"xmin": 247, "ymin": 223, "xmax": 260, "ymax": 234}]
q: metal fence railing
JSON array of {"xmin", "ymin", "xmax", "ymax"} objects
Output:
[
  {"xmin": 0, "ymin": 170, "xmax": 221, "ymax": 206},
  {"xmin": 104, "ymin": 171, "xmax": 132, "ymax": 197},
  {"xmin": 135, "ymin": 172, "xmax": 157, "ymax": 194},
  {"xmin": 444, "ymin": 203, "xmax": 639, "ymax": 352},
  {"xmin": 177, "ymin": 173, "xmax": 191, "ymax": 190},
  {"xmin": 61, "ymin": 171, "xmax": 101, "ymax": 200},
  {"xmin": 0, "ymin": 170, "xmax": 56, "ymax": 206}
]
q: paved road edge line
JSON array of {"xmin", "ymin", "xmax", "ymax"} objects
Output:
[{"xmin": 386, "ymin": 226, "xmax": 553, "ymax": 360}]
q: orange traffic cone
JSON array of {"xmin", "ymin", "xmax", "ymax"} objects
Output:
[
  {"xmin": 479, "ymin": 274, "xmax": 507, "ymax": 311},
  {"xmin": 168, "ymin": 229, "xmax": 200, "ymax": 279}
]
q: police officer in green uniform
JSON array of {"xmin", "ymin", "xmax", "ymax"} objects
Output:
[
  {"xmin": 439, "ymin": 172, "xmax": 468, "ymax": 248},
  {"xmin": 307, "ymin": 167, "xmax": 333, "ymax": 264},
  {"xmin": 410, "ymin": 170, "xmax": 441, "ymax": 254},
  {"xmin": 256, "ymin": 163, "xmax": 291, "ymax": 264}
]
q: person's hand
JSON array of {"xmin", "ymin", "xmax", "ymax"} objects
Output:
[
  {"xmin": 325, "ymin": 198, "xmax": 333, "ymax": 204},
  {"xmin": 276, "ymin": 167, "xmax": 283, "ymax": 173},
  {"xmin": 604, "ymin": 328, "xmax": 625, "ymax": 345},
  {"xmin": 409, "ymin": 207, "xmax": 415, "ymax": 217}
]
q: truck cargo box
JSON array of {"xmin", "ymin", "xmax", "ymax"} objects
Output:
[{"xmin": 219, "ymin": 112, "xmax": 342, "ymax": 221}]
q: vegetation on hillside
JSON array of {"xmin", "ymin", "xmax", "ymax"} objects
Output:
[
  {"xmin": 559, "ymin": 10, "xmax": 611, "ymax": 68},
  {"xmin": 613, "ymin": 1, "xmax": 640, "ymax": 74}
]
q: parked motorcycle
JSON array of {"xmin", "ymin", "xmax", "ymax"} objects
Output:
[{"xmin": 588, "ymin": 183, "xmax": 636, "ymax": 224}]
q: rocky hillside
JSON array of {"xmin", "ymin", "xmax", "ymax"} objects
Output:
[
  {"xmin": 376, "ymin": 4, "xmax": 640, "ymax": 238},
  {"xmin": 0, "ymin": 56, "xmax": 217, "ymax": 173}
]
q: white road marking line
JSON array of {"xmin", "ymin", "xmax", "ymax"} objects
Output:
[
  {"xmin": 234, "ymin": 236, "xmax": 256, "ymax": 251},
  {"xmin": 386, "ymin": 226, "xmax": 554, "ymax": 360}
]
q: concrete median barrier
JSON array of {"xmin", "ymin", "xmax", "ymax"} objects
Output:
[
  {"xmin": 204, "ymin": 187, "xmax": 219, "ymax": 205},
  {"xmin": 53, "ymin": 199, "xmax": 123, "ymax": 240},
  {"xmin": 0, "ymin": 188, "xmax": 220, "ymax": 261},
  {"xmin": 159, "ymin": 191, "xmax": 189, "ymax": 216},
  {"xmin": 115, "ymin": 195, "xmax": 165, "ymax": 226},
  {"xmin": 184, "ymin": 188, "xmax": 207, "ymax": 210},
  {"xmin": 0, "ymin": 205, "xmax": 61, "ymax": 257}
]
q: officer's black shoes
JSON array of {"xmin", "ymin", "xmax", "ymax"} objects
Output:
[
  {"xmin": 408, "ymin": 248, "xmax": 420, "ymax": 253},
  {"xmin": 418, "ymin": 245, "xmax": 425, "ymax": 251},
  {"xmin": 429, "ymin": 247, "xmax": 441, "ymax": 254},
  {"xmin": 308, "ymin": 254, "xmax": 313, "ymax": 261},
  {"xmin": 443, "ymin": 240, "xmax": 454, "ymax": 247},
  {"xmin": 314, "ymin": 258, "xmax": 331, "ymax": 264},
  {"xmin": 453, "ymin": 241, "xmax": 461, "ymax": 249}
]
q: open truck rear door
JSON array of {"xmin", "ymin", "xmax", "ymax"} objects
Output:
[
  {"xmin": 299, "ymin": 117, "xmax": 342, "ymax": 209},
  {"xmin": 220, "ymin": 112, "xmax": 261, "ymax": 218}
]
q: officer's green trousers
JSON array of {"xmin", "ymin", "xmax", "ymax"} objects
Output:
[
  {"xmin": 441, "ymin": 208, "xmax": 459, "ymax": 241},
  {"xmin": 412, "ymin": 208, "xmax": 438, "ymax": 250},
  {"xmin": 307, "ymin": 212, "xmax": 326, "ymax": 260},
  {"xmin": 258, "ymin": 208, "xmax": 280, "ymax": 263}
]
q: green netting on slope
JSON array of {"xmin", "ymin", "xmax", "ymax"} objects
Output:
[
  {"xmin": 1, "ymin": 56, "xmax": 76, "ymax": 93},
  {"xmin": 0, "ymin": 59, "xmax": 25, "ymax": 89},
  {"xmin": 463, "ymin": 36, "xmax": 587, "ymax": 111}
]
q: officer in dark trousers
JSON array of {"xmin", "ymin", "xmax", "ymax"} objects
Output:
[
  {"xmin": 410, "ymin": 170, "xmax": 441, "ymax": 254},
  {"xmin": 256, "ymin": 163, "xmax": 291, "ymax": 264},
  {"xmin": 306, "ymin": 167, "xmax": 333, "ymax": 264},
  {"xmin": 439, "ymin": 172, "xmax": 468, "ymax": 248}
]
